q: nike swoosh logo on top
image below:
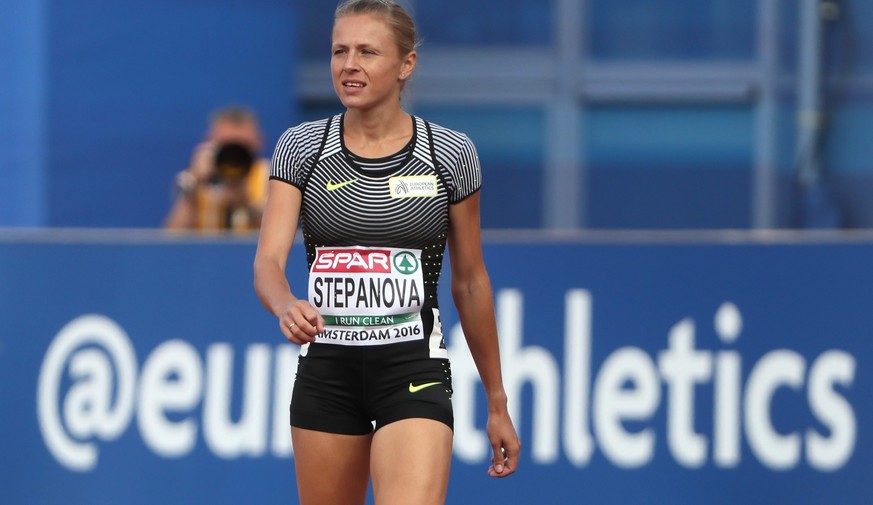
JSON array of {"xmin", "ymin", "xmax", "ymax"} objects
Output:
[
  {"xmin": 326, "ymin": 179, "xmax": 358, "ymax": 191},
  {"xmin": 408, "ymin": 381, "xmax": 441, "ymax": 393}
]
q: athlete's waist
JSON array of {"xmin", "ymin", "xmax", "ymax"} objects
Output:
[{"xmin": 302, "ymin": 337, "xmax": 442, "ymax": 361}]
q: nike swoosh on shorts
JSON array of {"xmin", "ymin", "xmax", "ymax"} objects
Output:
[{"xmin": 408, "ymin": 381, "xmax": 441, "ymax": 393}]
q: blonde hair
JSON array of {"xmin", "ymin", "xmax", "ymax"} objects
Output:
[
  {"xmin": 334, "ymin": 0, "xmax": 418, "ymax": 57},
  {"xmin": 209, "ymin": 105, "xmax": 259, "ymax": 127}
]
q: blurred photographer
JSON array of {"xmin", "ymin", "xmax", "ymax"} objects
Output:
[{"xmin": 164, "ymin": 106, "xmax": 269, "ymax": 231}]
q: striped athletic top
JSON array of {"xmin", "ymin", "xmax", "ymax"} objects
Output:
[
  {"xmin": 270, "ymin": 113, "xmax": 481, "ymax": 252},
  {"xmin": 270, "ymin": 113, "xmax": 482, "ymax": 351}
]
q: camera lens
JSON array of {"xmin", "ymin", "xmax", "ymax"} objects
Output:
[{"xmin": 214, "ymin": 143, "xmax": 254, "ymax": 181}]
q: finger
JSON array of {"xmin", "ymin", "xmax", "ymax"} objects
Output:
[
  {"xmin": 500, "ymin": 448, "xmax": 518, "ymax": 477},
  {"xmin": 297, "ymin": 305, "xmax": 325, "ymax": 335},
  {"xmin": 308, "ymin": 312, "xmax": 325, "ymax": 334},
  {"xmin": 490, "ymin": 444, "xmax": 506, "ymax": 475},
  {"xmin": 191, "ymin": 142, "xmax": 217, "ymax": 176},
  {"xmin": 487, "ymin": 436, "xmax": 520, "ymax": 478},
  {"xmin": 487, "ymin": 460, "xmax": 514, "ymax": 478},
  {"xmin": 282, "ymin": 320, "xmax": 315, "ymax": 345},
  {"xmin": 487, "ymin": 462, "xmax": 509, "ymax": 478}
]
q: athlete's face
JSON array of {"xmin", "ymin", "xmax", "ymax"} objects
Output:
[{"xmin": 331, "ymin": 13, "xmax": 415, "ymax": 112}]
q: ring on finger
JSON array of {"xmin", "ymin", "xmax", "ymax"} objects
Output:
[{"xmin": 288, "ymin": 322, "xmax": 296, "ymax": 330}]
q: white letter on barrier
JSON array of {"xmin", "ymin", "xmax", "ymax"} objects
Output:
[
  {"xmin": 714, "ymin": 302, "xmax": 743, "ymax": 467},
  {"xmin": 563, "ymin": 289, "xmax": 594, "ymax": 467},
  {"xmin": 137, "ymin": 340, "xmax": 203, "ymax": 457},
  {"xmin": 806, "ymin": 350, "xmax": 856, "ymax": 471},
  {"xmin": 37, "ymin": 315, "xmax": 137, "ymax": 472},
  {"xmin": 594, "ymin": 347, "xmax": 660, "ymax": 468},
  {"xmin": 272, "ymin": 344, "xmax": 298, "ymax": 457},
  {"xmin": 658, "ymin": 318, "xmax": 712, "ymax": 468},
  {"xmin": 203, "ymin": 344, "xmax": 271, "ymax": 458},
  {"xmin": 745, "ymin": 350, "xmax": 804, "ymax": 470}
]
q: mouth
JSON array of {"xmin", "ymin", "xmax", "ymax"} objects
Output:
[{"xmin": 343, "ymin": 81, "xmax": 365, "ymax": 88}]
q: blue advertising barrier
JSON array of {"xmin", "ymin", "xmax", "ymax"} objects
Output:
[{"xmin": 0, "ymin": 230, "xmax": 870, "ymax": 504}]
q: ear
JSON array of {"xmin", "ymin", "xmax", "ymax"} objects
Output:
[{"xmin": 400, "ymin": 51, "xmax": 417, "ymax": 80}]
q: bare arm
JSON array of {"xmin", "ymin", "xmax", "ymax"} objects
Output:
[
  {"xmin": 447, "ymin": 191, "xmax": 520, "ymax": 478},
  {"xmin": 163, "ymin": 189, "xmax": 198, "ymax": 229},
  {"xmin": 253, "ymin": 180, "xmax": 323, "ymax": 344}
]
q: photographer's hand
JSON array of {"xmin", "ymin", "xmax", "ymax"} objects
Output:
[{"xmin": 187, "ymin": 141, "xmax": 218, "ymax": 183}]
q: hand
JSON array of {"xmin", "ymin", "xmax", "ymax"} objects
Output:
[
  {"xmin": 187, "ymin": 141, "xmax": 218, "ymax": 183},
  {"xmin": 280, "ymin": 299, "xmax": 324, "ymax": 345},
  {"xmin": 486, "ymin": 409, "xmax": 520, "ymax": 478}
]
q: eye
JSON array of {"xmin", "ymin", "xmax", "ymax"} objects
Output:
[{"xmin": 332, "ymin": 48, "xmax": 346, "ymax": 56}]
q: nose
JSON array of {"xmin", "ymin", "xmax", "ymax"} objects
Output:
[{"xmin": 342, "ymin": 52, "xmax": 359, "ymax": 72}]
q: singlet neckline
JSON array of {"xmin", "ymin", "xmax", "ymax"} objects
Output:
[{"xmin": 339, "ymin": 113, "xmax": 417, "ymax": 175}]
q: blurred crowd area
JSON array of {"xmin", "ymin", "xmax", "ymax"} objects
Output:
[{"xmin": 4, "ymin": 0, "xmax": 873, "ymax": 230}]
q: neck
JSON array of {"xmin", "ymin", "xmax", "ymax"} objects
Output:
[{"xmin": 343, "ymin": 107, "xmax": 412, "ymax": 157}]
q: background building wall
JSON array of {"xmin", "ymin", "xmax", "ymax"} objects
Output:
[
  {"xmin": 297, "ymin": 0, "xmax": 873, "ymax": 230},
  {"xmin": 1, "ymin": 0, "xmax": 297, "ymax": 228},
  {"xmin": 4, "ymin": 0, "xmax": 873, "ymax": 230}
]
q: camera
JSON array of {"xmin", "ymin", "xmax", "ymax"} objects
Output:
[{"xmin": 213, "ymin": 142, "xmax": 255, "ymax": 182}]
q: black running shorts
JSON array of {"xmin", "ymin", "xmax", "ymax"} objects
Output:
[{"xmin": 289, "ymin": 342, "xmax": 454, "ymax": 435}]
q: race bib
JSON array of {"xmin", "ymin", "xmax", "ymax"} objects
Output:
[{"xmin": 308, "ymin": 246, "xmax": 425, "ymax": 346}]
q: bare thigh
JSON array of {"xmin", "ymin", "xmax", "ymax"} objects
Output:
[
  {"xmin": 370, "ymin": 419, "xmax": 453, "ymax": 505},
  {"xmin": 291, "ymin": 427, "xmax": 373, "ymax": 505}
]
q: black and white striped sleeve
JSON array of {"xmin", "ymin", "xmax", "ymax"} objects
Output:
[
  {"xmin": 432, "ymin": 127, "xmax": 482, "ymax": 203},
  {"xmin": 270, "ymin": 119, "xmax": 326, "ymax": 189}
]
